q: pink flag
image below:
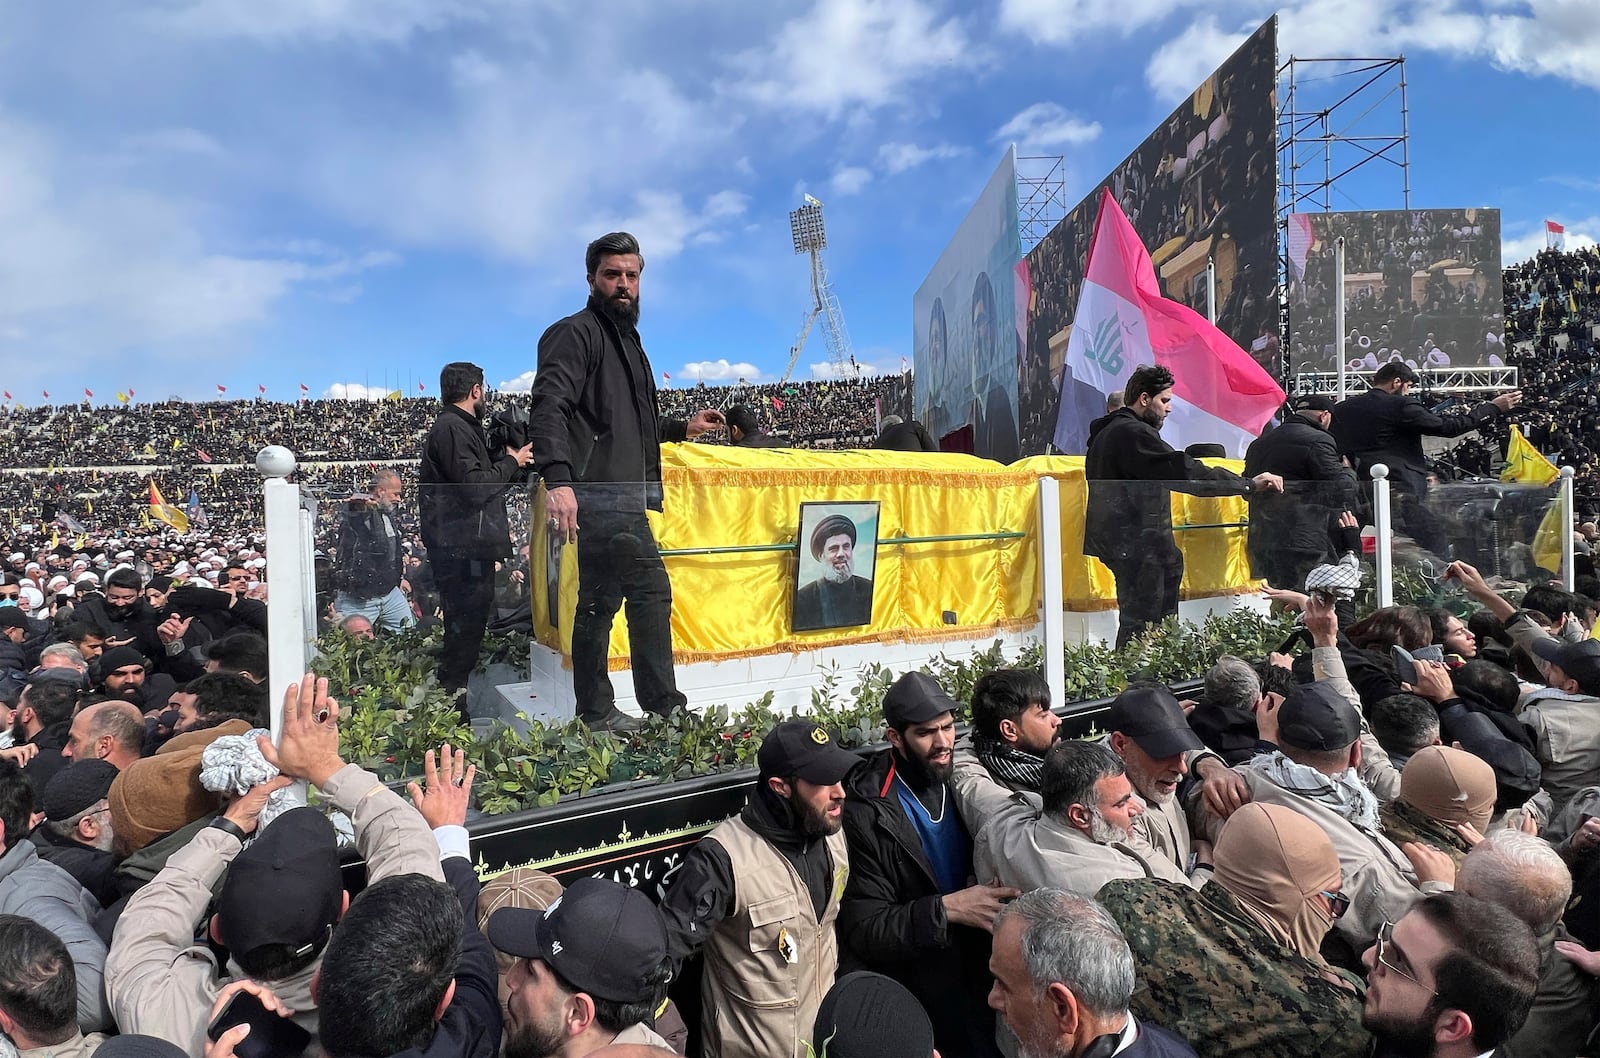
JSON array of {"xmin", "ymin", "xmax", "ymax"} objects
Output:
[
  {"xmin": 661, "ymin": 372, "xmax": 671, "ymax": 387},
  {"xmin": 1054, "ymin": 188, "xmax": 1283, "ymax": 456},
  {"xmin": 84, "ymin": 388, "xmax": 93, "ymax": 399},
  {"xmin": 299, "ymin": 382, "xmax": 309, "ymax": 393},
  {"xmin": 216, "ymin": 384, "xmax": 226, "ymax": 395},
  {"xmin": 258, "ymin": 383, "xmax": 266, "ymax": 395},
  {"xmin": 418, "ymin": 381, "xmax": 425, "ymax": 392},
  {"xmin": 128, "ymin": 388, "xmax": 134, "ymax": 398}
]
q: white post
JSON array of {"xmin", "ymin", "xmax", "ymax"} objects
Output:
[
  {"xmin": 1205, "ymin": 257, "xmax": 1217, "ymax": 325},
  {"xmin": 1371, "ymin": 463, "xmax": 1394, "ymax": 607},
  {"xmin": 298, "ymin": 505, "xmax": 318, "ymax": 646},
  {"xmin": 1038, "ymin": 476, "xmax": 1066, "ymax": 713},
  {"xmin": 1561, "ymin": 465, "xmax": 1577, "ymax": 591},
  {"xmin": 259, "ymin": 446, "xmax": 312, "ymax": 737},
  {"xmin": 1335, "ymin": 236, "xmax": 1347, "ymax": 402}
]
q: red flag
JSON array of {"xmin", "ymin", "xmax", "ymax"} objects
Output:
[
  {"xmin": 127, "ymin": 388, "xmax": 134, "ymax": 398},
  {"xmin": 1053, "ymin": 188, "xmax": 1283, "ymax": 455},
  {"xmin": 2, "ymin": 392, "xmax": 9, "ymax": 401},
  {"xmin": 1547, "ymin": 220, "xmax": 1566, "ymax": 234},
  {"xmin": 41, "ymin": 390, "xmax": 48, "ymax": 400},
  {"xmin": 299, "ymin": 382, "xmax": 309, "ymax": 393},
  {"xmin": 662, "ymin": 372, "xmax": 671, "ymax": 388},
  {"xmin": 216, "ymin": 384, "xmax": 226, "ymax": 395},
  {"xmin": 198, "ymin": 448, "xmax": 212, "ymax": 463},
  {"xmin": 84, "ymin": 388, "xmax": 93, "ymax": 399},
  {"xmin": 418, "ymin": 381, "xmax": 425, "ymax": 392},
  {"xmin": 258, "ymin": 383, "xmax": 266, "ymax": 395},
  {"xmin": 772, "ymin": 396, "xmax": 784, "ymax": 411}
]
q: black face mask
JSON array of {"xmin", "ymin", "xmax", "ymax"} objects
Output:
[{"xmin": 105, "ymin": 602, "xmax": 136, "ymax": 620}]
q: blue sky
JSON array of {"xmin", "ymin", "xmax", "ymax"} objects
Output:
[{"xmin": 0, "ymin": 0, "xmax": 1595, "ymax": 405}]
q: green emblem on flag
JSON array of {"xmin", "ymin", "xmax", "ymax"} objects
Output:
[{"xmin": 1083, "ymin": 314, "xmax": 1125, "ymax": 375}]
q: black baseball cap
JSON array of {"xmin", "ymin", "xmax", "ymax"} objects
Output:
[
  {"xmin": 0, "ymin": 609, "xmax": 28, "ymax": 630},
  {"xmin": 1292, "ymin": 394, "xmax": 1337, "ymax": 414},
  {"xmin": 757, "ymin": 720, "xmax": 861, "ymax": 785},
  {"xmin": 487, "ymin": 876, "xmax": 669, "ymax": 1004},
  {"xmin": 1532, "ymin": 637, "xmax": 1600, "ymax": 695},
  {"xmin": 882, "ymin": 672, "xmax": 958, "ymax": 729},
  {"xmin": 1277, "ymin": 682, "xmax": 1361, "ymax": 752},
  {"xmin": 1106, "ymin": 685, "xmax": 1203, "ymax": 758},
  {"xmin": 217, "ymin": 807, "xmax": 343, "ymax": 962}
]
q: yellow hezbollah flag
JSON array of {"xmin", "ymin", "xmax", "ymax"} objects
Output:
[
  {"xmin": 1534, "ymin": 502, "xmax": 1565, "ymax": 574},
  {"xmin": 148, "ymin": 481, "xmax": 190, "ymax": 533},
  {"xmin": 386, "ymin": 389, "xmax": 403, "ymax": 403},
  {"xmin": 116, "ymin": 391, "xmax": 129, "ymax": 404},
  {"xmin": 1503, "ymin": 426, "xmax": 1559, "ymax": 486}
]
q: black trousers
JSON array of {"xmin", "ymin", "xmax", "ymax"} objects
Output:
[
  {"xmin": 1105, "ymin": 533, "xmax": 1184, "ymax": 649},
  {"xmin": 431, "ymin": 550, "xmax": 498, "ymax": 693},
  {"xmin": 571, "ymin": 509, "xmax": 686, "ymax": 722}
]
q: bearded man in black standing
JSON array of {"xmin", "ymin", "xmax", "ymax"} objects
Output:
[{"xmin": 529, "ymin": 232, "xmax": 723, "ymax": 733}]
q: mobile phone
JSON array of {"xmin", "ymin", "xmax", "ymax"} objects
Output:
[
  {"xmin": 1391, "ymin": 644, "xmax": 1420, "ymax": 687},
  {"xmin": 1412, "ymin": 645, "xmax": 1444, "ymax": 664},
  {"xmin": 205, "ymin": 989, "xmax": 311, "ymax": 1058}
]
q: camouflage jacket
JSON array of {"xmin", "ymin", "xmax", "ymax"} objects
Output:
[
  {"xmin": 1098, "ymin": 878, "xmax": 1371, "ymax": 1058},
  {"xmin": 1378, "ymin": 800, "xmax": 1473, "ymax": 870}
]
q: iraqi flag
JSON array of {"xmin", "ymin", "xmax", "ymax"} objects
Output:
[
  {"xmin": 1547, "ymin": 219, "xmax": 1566, "ymax": 249},
  {"xmin": 1053, "ymin": 188, "xmax": 1284, "ymax": 456}
]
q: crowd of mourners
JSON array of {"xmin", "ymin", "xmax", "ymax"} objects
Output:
[{"xmin": 5, "ymin": 253, "xmax": 1600, "ymax": 1057}]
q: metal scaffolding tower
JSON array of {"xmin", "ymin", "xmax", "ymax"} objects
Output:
[
  {"xmin": 1278, "ymin": 55, "xmax": 1411, "ymax": 217},
  {"xmin": 782, "ymin": 195, "xmax": 855, "ymax": 382},
  {"xmin": 1016, "ymin": 154, "xmax": 1068, "ymax": 255}
]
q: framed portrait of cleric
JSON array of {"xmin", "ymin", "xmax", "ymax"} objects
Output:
[{"xmin": 792, "ymin": 501, "xmax": 879, "ymax": 632}]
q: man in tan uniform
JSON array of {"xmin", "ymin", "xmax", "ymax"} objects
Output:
[{"xmin": 659, "ymin": 719, "xmax": 859, "ymax": 1058}]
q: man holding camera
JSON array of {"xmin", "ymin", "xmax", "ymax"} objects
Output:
[
  {"xmin": 420, "ymin": 362, "xmax": 532, "ymax": 713},
  {"xmin": 529, "ymin": 232, "xmax": 722, "ymax": 732}
]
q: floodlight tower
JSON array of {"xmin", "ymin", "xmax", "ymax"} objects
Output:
[{"xmin": 781, "ymin": 194, "xmax": 855, "ymax": 382}]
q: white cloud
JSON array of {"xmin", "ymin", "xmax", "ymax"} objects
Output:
[
  {"xmin": 152, "ymin": 0, "xmax": 515, "ymax": 44},
  {"xmin": 731, "ymin": 0, "xmax": 980, "ymax": 118},
  {"xmin": 999, "ymin": 0, "xmax": 1202, "ymax": 44},
  {"xmin": 0, "ymin": 113, "xmax": 395, "ymax": 384},
  {"xmin": 1144, "ymin": 16, "xmax": 1252, "ymax": 100},
  {"xmin": 595, "ymin": 190, "xmax": 750, "ymax": 262},
  {"xmin": 878, "ymin": 141, "xmax": 964, "ymax": 174},
  {"xmin": 1503, "ymin": 217, "xmax": 1600, "ymax": 265},
  {"xmin": 323, "ymin": 383, "xmax": 389, "ymax": 401},
  {"xmin": 994, "ymin": 103, "xmax": 1102, "ymax": 151},
  {"xmin": 809, "ymin": 359, "xmax": 887, "ymax": 380},
  {"xmin": 830, "ymin": 166, "xmax": 874, "ymax": 195},
  {"xmin": 497, "ymin": 370, "xmax": 537, "ymax": 394},
  {"xmin": 679, "ymin": 359, "xmax": 761, "ymax": 382}
]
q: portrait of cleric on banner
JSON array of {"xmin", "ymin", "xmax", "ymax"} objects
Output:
[{"xmin": 793, "ymin": 501, "xmax": 879, "ymax": 632}]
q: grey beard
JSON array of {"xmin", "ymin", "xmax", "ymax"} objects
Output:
[
  {"xmin": 1088, "ymin": 806, "xmax": 1129, "ymax": 845},
  {"xmin": 823, "ymin": 563, "xmax": 854, "ymax": 584}
]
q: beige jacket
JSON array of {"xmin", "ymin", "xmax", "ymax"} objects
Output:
[
  {"xmin": 974, "ymin": 793, "xmax": 1194, "ymax": 897},
  {"xmin": 18, "ymin": 1032, "xmax": 106, "ymax": 1058},
  {"xmin": 699, "ymin": 815, "xmax": 848, "ymax": 1058},
  {"xmin": 105, "ymin": 764, "xmax": 444, "ymax": 1057},
  {"xmin": 611, "ymin": 1022, "xmax": 674, "ymax": 1048},
  {"xmin": 1194, "ymin": 768, "xmax": 1445, "ymax": 948}
]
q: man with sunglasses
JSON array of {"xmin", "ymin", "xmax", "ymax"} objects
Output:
[{"xmin": 1362, "ymin": 893, "xmax": 1539, "ymax": 1058}]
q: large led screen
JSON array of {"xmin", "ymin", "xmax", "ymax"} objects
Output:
[
  {"xmin": 1285, "ymin": 208, "xmax": 1505, "ymax": 374},
  {"xmin": 1020, "ymin": 17, "xmax": 1280, "ymax": 454},
  {"xmin": 911, "ymin": 148, "xmax": 1023, "ymax": 463}
]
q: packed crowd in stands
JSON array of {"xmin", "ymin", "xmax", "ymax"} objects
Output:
[
  {"xmin": 1437, "ymin": 246, "xmax": 1600, "ymax": 507},
  {"xmin": 4, "ymin": 253, "xmax": 1600, "ymax": 1056},
  {"xmin": 0, "ymin": 376, "xmax": 910, "ymax": 471}
]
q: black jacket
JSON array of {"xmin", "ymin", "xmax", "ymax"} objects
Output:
[
  {"xmin": 528, "ymin": 298, "xmax": 687, "ymax": 513},
  {"xmin": 1243, "ymin": 413, "xmax": 1357, "ymax": 554},
  {"xmin": 387, "ymin": 856, "xmax": 501, "ymax": 1058},
  {"xmin": 418, "ymin": 405, "xmax": 521, "ymax": 558},
  {"xmin": 30, "ymin": 828, "xmax": 119, "ymax": 909},
  {"xmin": 1083, "ymin": 408, "xmax": 1254, "ymax": 562},
  {"xmin": 838, "ymin": 750, "xmax": 1000, "ymax": 1058},
  {"xmin": 336, "ymin": 503, "xmax": 403, "ymax": 597},
  {"xmin": 73, "ymin": 594, "xmax": 163, "ymax": 662},
  {"xmin": 1330, "ymin": 387, "xmax": 1501, "ymax": 493}
]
